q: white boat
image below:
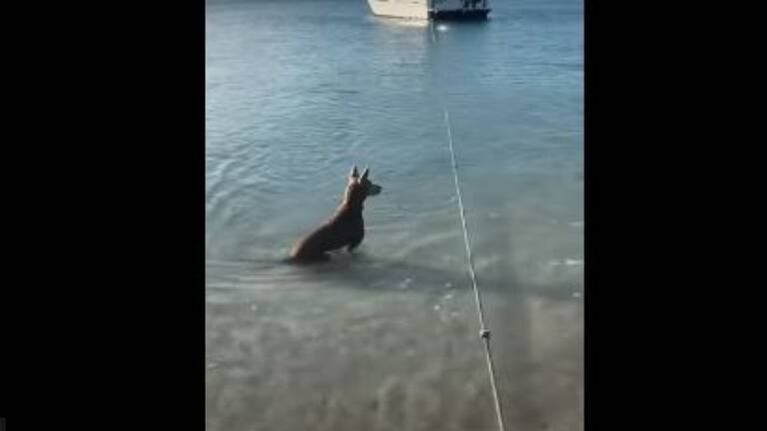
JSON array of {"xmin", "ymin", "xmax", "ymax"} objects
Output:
[{"xmin": 366, "ymin": 0, "xmax": 490, "ymax": 21}]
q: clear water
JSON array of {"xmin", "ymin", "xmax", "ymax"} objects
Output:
[{"xmin": 206, "ymin": 0, "xmax": 583, "ymax": 430}]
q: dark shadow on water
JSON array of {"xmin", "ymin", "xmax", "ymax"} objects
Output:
[
  {"xmin": 214, "ymin": 249, "xmax": 580, "ymax": 302},
  {"xmin": 288, "ymin": 250, "xmax": 579, "ymax": 300}
]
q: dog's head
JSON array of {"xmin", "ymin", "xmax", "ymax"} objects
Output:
[{"xmin": 345, "ymin": 165, "xmax": 382, "ymax": 205}]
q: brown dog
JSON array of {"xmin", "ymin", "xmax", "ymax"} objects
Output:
[{"xmin": 288, "ymin": 166, "xmax": 382, "ymax": 263}]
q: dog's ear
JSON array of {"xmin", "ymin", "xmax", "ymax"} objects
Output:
[
  {"xmin": 349, "ymin": 165, "xmax": 359, "ymax": 179},
  {"xmin": 360, "ymin": 167, "xmax": 370, "ymax": 181}
]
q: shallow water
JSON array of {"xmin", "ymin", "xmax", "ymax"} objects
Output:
[{"xmin": 206, "ymin": 0, "xmax": 583, "ymax": 429}]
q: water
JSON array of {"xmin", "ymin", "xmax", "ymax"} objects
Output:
[{"xmin": 206, "ymin": 1, "xmax": 583, "ymax": 430}]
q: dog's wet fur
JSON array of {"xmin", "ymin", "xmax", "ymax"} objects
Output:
[{"xmin": 288, "ymin": 166, "xmax": 382, "ymax": 263}]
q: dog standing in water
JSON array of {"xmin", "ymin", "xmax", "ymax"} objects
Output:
[{"xmin": 289, "ymin": 166, "xmax": 382, "ymax": 263}]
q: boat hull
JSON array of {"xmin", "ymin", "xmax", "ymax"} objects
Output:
[
  {"xmin": 366, "ymin": 0, "xmax": 430, "ymax": 20},
  {"xmin": 366, "ymin": 0, "xmax": 490, "ymax": 21}
]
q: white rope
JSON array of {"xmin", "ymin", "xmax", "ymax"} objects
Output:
[
  {"xmin": 442, "ymin": 109, "xmax": 507, "ymax": 431},
  {"xmin": 430, "ymin": 20, "xmax": 506, "ymax": 430}
]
